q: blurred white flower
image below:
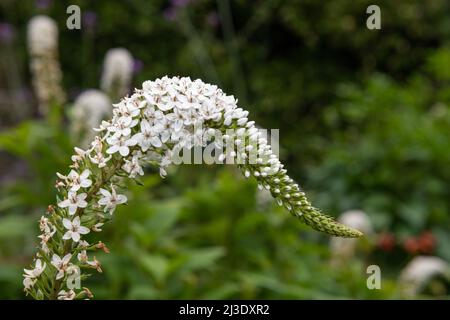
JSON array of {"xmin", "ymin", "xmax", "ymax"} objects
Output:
[
  {"xmin": 27, "ymin": 15, "xmax": 65, "ymax": 114},
  {"xmin": 62, "ymin": 216, "xmax": 90, "ymax": 242},
  {"xmin": 338, "ymin": 210, "xmax": 372, "ymax": 234},
  {"xmin": 399, "ymin": 256, "xmax": 450, "ymax": 296},
  {"xmin": 57, "ymin": 191, "xmax": 88, "ymax": 215},
  {"xmin": 27, "ymin": 15, "xmax": 58, "ymax": 55},
  {"xmin": 71, "ymin": 90, "xmax": 112, "ymax": 147},
  {"xmin": 100, "ymin": 48, "xmax": 134, "ymax": 100}
]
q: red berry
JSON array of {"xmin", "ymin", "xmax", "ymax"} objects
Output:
[
  {"xmin": 377, "ymin": 232, "xmax": 396, "ymax": 252},
  {"xmin": 403, "ymin": 237, "xmax": 420, "ymax": 254},
  {"xmin": 418, "ymin": 231, "xmax": 436, "ymax": 254}
]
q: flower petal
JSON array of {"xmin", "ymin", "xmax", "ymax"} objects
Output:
[
  {"xmin": 62, "ymin": 231, "xmax": 72, "ymax": 240},
  {"xmin": 62, "ymin": 218, "xmax": 72, "ymax": 230},
  {"xmin": 72, "ymin": 232, "xmax": 80, "ymax": 242},
  {"xmin": 78, "ymin": 226, "xmax": 90, "ymax": 235}
]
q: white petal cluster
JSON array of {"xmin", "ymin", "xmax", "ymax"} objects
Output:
[
  {"xmin": 100, "ymin": 48, "xmax": 134, "ymax": 100},
  {"xmin": 93, "ymin": 76, "xmax": 282, "ymax": 179}
]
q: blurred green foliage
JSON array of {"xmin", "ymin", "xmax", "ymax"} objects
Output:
[{"xmin": 0, "ymin": 0, "xmax": 449, "ymax": 299}]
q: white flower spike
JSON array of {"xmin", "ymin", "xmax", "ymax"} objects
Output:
[{"xmin": 25, "ymin": 76, "xmax": 362, "ymax": 299}]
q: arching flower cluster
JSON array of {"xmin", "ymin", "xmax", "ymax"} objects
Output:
[{"xmin": 24, "ymin": 76, "xmax": 362, "ymax": 300}]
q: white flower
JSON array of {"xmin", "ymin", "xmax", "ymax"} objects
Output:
[
  {"xmin": 79, "ymin": 240, "xmax": 90, "ymax": 248},
  {"xmin": 39, "ymin": 216, "xmax": 51, "ymax": 233},
  {"xmin": 23, "ymin": 259, "xmax": 46, "ymax": 290},
  {"xmin": 132, "ymin": 119, "xmax": 162, "ymax": 151},
  {"xmin": 89, "ymin": 151, "xmax": 111, "ymax": 168},
  {"xmin": 58, "ymin": 191, "xmax": 88, "ymax": 215},
  {"xmin": 108, "ymin": 116, "xmax": 136, "ymax": 137},
  {"xmin": 143, "ymin": 105, "xmax": 164, "ymax": 124},
  {"xmin": 77, "ymin": 250, "xmax": 88, "ymax": 262},
  {"xmin": 71, "ymin": 147, "xmax": 87, "ymax": 163},
  {"xmin": 57, "ymin": 289, "xmax": 76, "ymax": 300},
  {"xmin": 51, "ymin": 253, "xmax": 72, "ymax": 280},
  {"xmin": 62, "ymin": 216, "xmax": 90, "ymax": 242},
  {"xmin": 122, "ymin": 154, "xmax": 144, "ymax": 178},
  {"xmin": 38, "ymin": 225, "xmax": 56, "ymax": 254},
  {"xmin": 98, "ymin": 186, "xmax": 127, "ymax": 214},
  {"xmin": 87, "ymin": 256, "xmax": 102, "ymax": 273},
  {"xmin": 115, "ymin": 98, "xmax": 141, "ymax": 119},
  {"xmin": 23, "ymin": 276, "xmax": 35, "ymax": 291},
  {"xmin": 66, "ymin": 169, "xmax": 92, "ymax": 192},
  {"xmin": 92, "ymin": 222, "xmax": 104, "ymax": 232},
  {"xmin": 106, "ymin": 134, "xmax": 137, "ymax": 157},
  {"xmin": 159, "ymin": 152, "xmax": 173, "ymax": 178}
]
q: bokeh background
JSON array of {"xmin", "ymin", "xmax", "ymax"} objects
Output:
[{"xmin": 0, "ymin": 0, "xmax": 449, "ymax": 299}]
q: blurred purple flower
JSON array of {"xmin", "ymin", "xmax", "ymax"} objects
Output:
[
  {"xmin": 35, "ymin": 0, "xmax": 52, "ymax": 9},
  {"xmin": 206, "ymin": 12, "xmax": 220, "ymax": 28},
  {"xmin": 171, "ymin": 0, "xmax": 191, "ymax": 8},
  {"xmin": 15, "ymin": 87, "xmax": 33, "ymax": 104},
  {"xmin": 133, "ymin": 59, "xmax": 144, "ymax": 74},
  {"xmin": 0, "ymin": 23, "xmax": 14, "ymax": 43},
  {"xmin": 164, "ymin": 7, "xmax": 177, "ymax": 21},
  {"xmin": 82, "ymin": 11, "xmax": 97, "ymax": 30}
]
